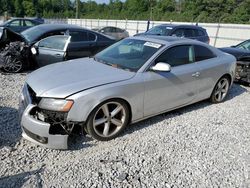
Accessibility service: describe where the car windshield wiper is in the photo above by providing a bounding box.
[94,57,113,66]
[94,57,134,72]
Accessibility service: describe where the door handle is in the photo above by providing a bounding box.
[55,54,62,57]
[192,72,200,77]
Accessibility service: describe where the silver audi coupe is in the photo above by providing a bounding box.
[19,36,236,149]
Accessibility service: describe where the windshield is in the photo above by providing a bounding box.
[21,26,45,42]
[95,38,162,72]
[235,40,250,51]
[147,26,173,36]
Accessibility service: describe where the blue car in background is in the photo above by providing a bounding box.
[135,24,210,44]
[0,18,42,33]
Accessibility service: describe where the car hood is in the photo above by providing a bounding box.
[219,47,250,60]
[0,27,26,45]
[26,58,135,98]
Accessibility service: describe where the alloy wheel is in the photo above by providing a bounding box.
[214,78,229,102]
[93,101,127,138]
[3,56,23,73]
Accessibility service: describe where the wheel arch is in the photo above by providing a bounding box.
[85,97,133,127]
[210,73,232,100]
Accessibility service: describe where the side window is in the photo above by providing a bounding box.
[116,28,123,33]
[39,36,69,50]
[184,29,195,37]
[194,45,216,62]
[9,20,20,26]
[70,31,88,42]
[103,27,111,32]
[24,20,35,26]
[156,45,194,67]
[172,29,184,37]
[110,27,116,32]
[40,30,66,40]
[88,33,96,41]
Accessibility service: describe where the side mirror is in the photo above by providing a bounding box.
[150,62,171,72]
[100,29,105,33]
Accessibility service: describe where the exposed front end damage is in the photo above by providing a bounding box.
[19,84,80,149]
[235,57,250,84]
[0,27,29,72]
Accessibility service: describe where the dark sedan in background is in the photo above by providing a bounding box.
[220,40,250,84]
[0,18,42,33]
[0,24,116,72]
[135,24,210,44]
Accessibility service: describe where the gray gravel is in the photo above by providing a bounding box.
[0,72,250,188]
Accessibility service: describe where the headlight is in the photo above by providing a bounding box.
[38,98,74,112]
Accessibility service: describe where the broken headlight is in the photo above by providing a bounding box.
[38,98,74,112]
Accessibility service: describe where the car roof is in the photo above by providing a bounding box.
[133,35,201,45]
[156,24,205,30]
[29,24,83,32]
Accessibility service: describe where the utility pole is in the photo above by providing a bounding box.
[75,0,79,19]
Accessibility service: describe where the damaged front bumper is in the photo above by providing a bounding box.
[19,85,70,149]
[19,104,69,149]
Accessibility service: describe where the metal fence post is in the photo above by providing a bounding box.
[146,20,150,31]
[136,21,139,33]
[214,23,220,47]
[125,19,128,30]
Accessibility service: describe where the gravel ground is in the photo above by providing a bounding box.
[0,72,250,188]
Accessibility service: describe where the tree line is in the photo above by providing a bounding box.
[0,0,250,24]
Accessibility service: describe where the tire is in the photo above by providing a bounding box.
[3,56,24,73]
[210,76,230,103]
[86,99,130,141]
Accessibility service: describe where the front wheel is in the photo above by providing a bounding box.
[3,56,24,73]
[210,76,230,103]
[86,99,130,141]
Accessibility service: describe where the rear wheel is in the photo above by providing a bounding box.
[86,99,130,141]
[210,76,230,103]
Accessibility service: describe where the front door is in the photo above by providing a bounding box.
[67,30,97,59]
[143,45,201,117]
[33,35,70,67]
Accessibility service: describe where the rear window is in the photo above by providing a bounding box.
[194,45,216,62]
[197,30,205,36]
[147,26,173,36]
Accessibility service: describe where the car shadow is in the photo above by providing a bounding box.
[122,83,248,137]
[0,165,45,188]
[68,134,96,151]
[0,106,22,149]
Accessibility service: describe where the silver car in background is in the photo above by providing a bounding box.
[92,26,129,40]
[19,36,236,149]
